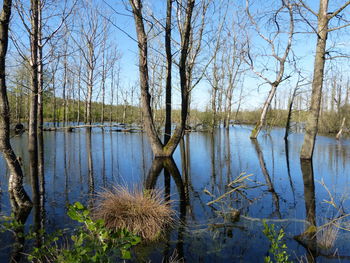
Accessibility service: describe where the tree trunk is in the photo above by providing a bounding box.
[129,0,167,156]
[336,117,346,140]
[164,0,173,145]
[110,65,114,123]
[77,60,81,125]
[284,86,297,140]
[28,1,40,228]
[211,85,217,131]
[225,90,232,129]
[101,44,106,124]
[250,84,278,139]
[129,0,194,157]
[28,0,39,196]
[37,0,43,131]
[63,48,68,126]
[0,0,32,209]
[300,1,329,160]
[86,55,93,125]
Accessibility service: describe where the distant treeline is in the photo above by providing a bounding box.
[7,89,350,136]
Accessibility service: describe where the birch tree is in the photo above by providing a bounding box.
[0,0,32,209]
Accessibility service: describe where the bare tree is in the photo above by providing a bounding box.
[245,0,294,139]
[71,1,105,125]
[0,0,32,209]
[129,0,195,157]
[28,0,39,195]
[299,0,350,159]
[164,0,173,144]
[223,19,245,129]
[206,10,226,131]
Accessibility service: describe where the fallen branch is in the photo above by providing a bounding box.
[206,185,245,206]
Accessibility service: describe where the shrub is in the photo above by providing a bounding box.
[263,221,292,263]
[93,186,175,241]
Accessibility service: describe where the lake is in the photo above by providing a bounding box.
[1,125,350,262]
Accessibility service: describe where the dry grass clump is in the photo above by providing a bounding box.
[93,186,175,241]
[316,223,340,250]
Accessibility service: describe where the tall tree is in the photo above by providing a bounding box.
[0,0,32,209]
[72,1,105,125]
[300,0,350,159]
[164,0,173,145]
[28,0,39,196]
[129,0,195,157]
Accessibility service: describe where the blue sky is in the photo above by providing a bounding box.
[7,0,350,112]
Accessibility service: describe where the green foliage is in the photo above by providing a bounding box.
[262,221,292,263]
[1,202,140,262]
[58,202,140,263]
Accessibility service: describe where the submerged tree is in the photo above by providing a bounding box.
[129,0,195,157]
[0,0,32,209]
[245,0,294,139]
[299,0,350,159]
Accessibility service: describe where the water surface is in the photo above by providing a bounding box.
[1,125,350,262]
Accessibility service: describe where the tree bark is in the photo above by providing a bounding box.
[86,44,94,125]
[29,0,39,146]
[37,0,43,131]
[130,0,194,157]
[300,0,329,159]
[109,64,114,123]
[336,117,346,140]
[77,59,81,124]
[166,0,195,155]
[284,85,298,140]
[100,34,106,124]
[164,0,173,145]
[129,0,163,156]
[250,84,278,139]
[28,0,39,201]
[0,0,32,209]
[63,40,68,126]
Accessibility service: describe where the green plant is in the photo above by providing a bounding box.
[262,221,292,263]
[59,202,141,262]
[1,202,140,262]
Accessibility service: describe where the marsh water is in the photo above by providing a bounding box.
[1,125,350,262]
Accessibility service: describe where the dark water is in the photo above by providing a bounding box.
[1,125,350,262]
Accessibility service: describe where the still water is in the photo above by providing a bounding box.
[1,125,350,262]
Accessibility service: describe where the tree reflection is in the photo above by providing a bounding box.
[251,139,281,218]
[86,128,94,207]
[35,131,46,247]
[8,190,32,263]
[145,157,187,261]
[285,139,296,204]
[295,159,317,262]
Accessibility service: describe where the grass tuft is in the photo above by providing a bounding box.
[93,186,175,242]
[317,223,339,250]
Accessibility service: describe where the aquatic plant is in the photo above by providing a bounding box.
[262,221,292,263]
[94,186,175,241]
[316,223,339,250]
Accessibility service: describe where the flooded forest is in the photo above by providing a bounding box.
[1,0,350,262]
